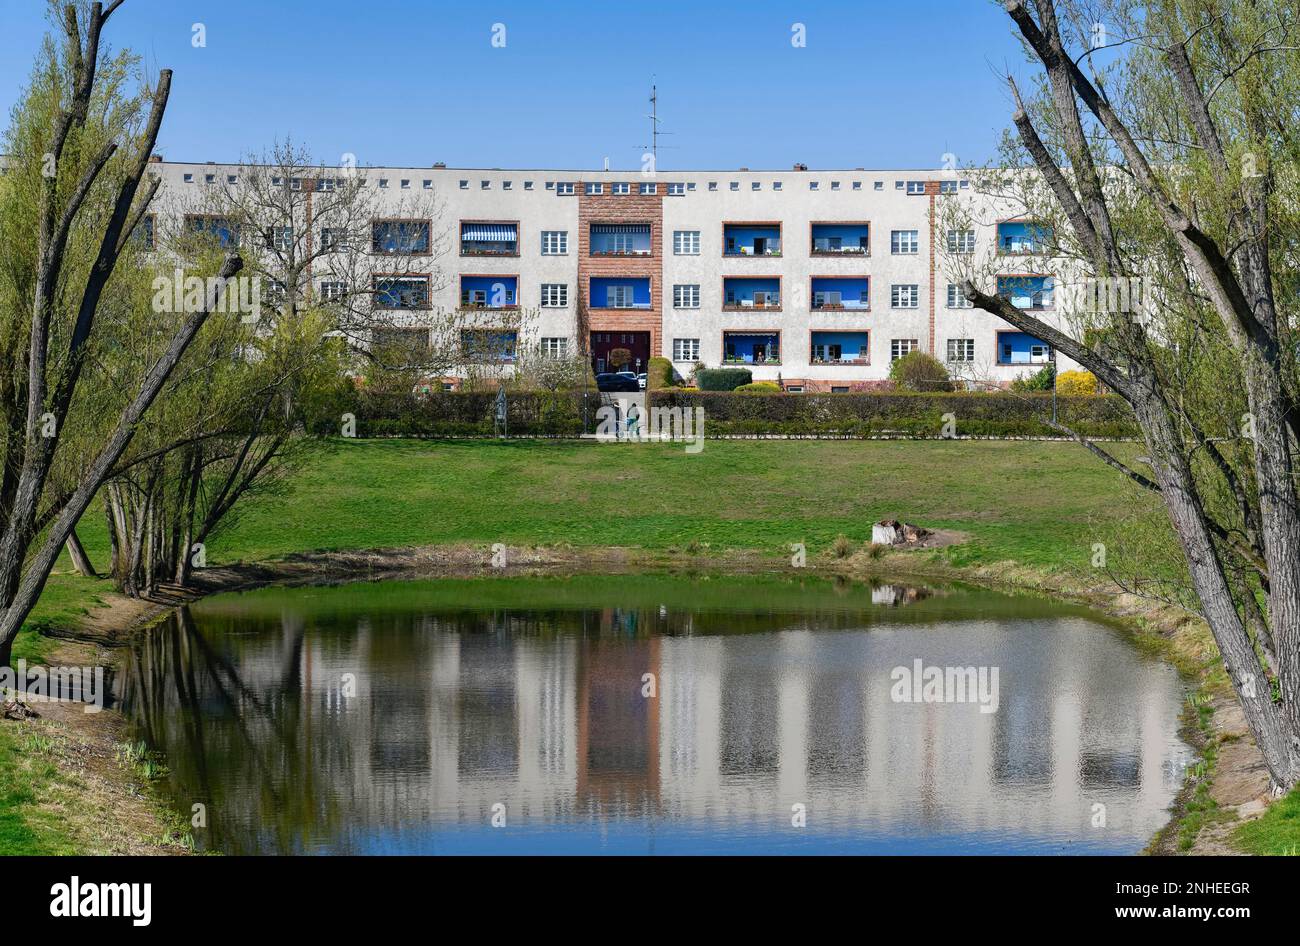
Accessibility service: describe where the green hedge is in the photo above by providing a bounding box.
[695,368,753,391]
[648,390,1138,438]
[311,390,595,438]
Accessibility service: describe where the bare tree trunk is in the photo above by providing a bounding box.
[65,528,96,578]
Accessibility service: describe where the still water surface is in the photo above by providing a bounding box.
[118,575,1193,854]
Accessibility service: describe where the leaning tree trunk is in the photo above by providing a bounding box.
[64,528,97,578]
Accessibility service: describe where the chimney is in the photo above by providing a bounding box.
[149,154,163,163]
[793,163,808,171]
[432,162,446,168]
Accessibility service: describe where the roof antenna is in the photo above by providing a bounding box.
[636,79,675,167]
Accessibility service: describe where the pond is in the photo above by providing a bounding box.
[117,574,1194,855]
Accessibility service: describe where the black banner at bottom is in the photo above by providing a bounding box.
[9,854,1275,932]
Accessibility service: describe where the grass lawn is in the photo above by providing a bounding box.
[67,437,1156,574]
[1236,789,1300,855]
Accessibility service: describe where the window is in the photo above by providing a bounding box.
[606,284,634,308]
[673,338,701,362]
[831,181,841,191]
[556,182,575,195]
[423,179,433,189]
[541,230,568,255]
[319,281,345,302]
[639,182,657,195]
[586,182,604,195]
[939,180,959,194]
[503,181,512,190]
[266,279,287,305]
[874,181,884,191]
[378,178,389,189]
[540,283,569,307]
[947,338,975,362]
[399,179,410,190]
[612,182,630,195]
[673,230,700,255]
[668,182,685,195]
[459,180,469,189]
[891,338,919,361]
[317,178,337,192]
[673,284,700,308]
[773,181,782,191]
[480,180,490,190]
[852,181,862,191]
[809,181,820,190]
[540,337,568,358]
[708,181,718,191]
[947,229,976,254]
[183,173,194,184]
[524,181,534,190]
[320,227,346,251]
[373,220,431,254]
[947,284,973,308]
[891,284,920,308]
[138,215,155,250]
[461,329,517,363]
[374,276,430,309]
[227,174,238,185]
[891,230,919,254]
[905,181,926,195]
[730,182,740,191]
[204,173,216,184]
[752,182,761,191]
[268,226,293,251]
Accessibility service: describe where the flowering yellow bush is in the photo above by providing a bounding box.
[1056,370,1098,396]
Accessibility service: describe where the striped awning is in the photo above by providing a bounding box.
[591,224,650,234]
[461,223,517,241]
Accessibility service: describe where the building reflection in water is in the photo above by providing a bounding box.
[117,580,1193,854]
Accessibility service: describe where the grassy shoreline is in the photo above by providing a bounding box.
[0,438,1284,854]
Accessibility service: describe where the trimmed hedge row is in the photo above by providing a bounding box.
[308,389,1138,439]
[649,390,1139,438]
[312,390,594,438]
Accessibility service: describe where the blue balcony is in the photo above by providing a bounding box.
[724,332,780,365]
[374,276,430,310]
[811,223,870,256]
[997,275,1055,310]
[724,277,781,311]
[724,223,781,257]
[997,331,1052,366]
[460,275,518,309]
[997,220,1054,255]
[461,329,518,364]
[811,331,870,365]
[811,277,870,310]
[590,277,651,309]
[460,221,517,256]
[590,224,651,257]
[187,215,239,248]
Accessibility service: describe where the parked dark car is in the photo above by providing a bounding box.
[596,372,641,392]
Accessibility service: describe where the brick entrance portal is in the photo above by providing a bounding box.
[590,331,651,374]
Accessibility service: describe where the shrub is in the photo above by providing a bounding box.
[646,356,675,390]
[734,381,783,394]
[832,535,854,558]
[1056,369,1097,396]
[696,367,753,391]
[888,351,953,392]
[1011,363,1056,392]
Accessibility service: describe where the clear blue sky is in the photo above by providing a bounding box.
[0,0,1028,170]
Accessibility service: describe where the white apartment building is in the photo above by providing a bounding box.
[144,159,1081,391]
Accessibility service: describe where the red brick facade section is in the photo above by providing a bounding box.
[577,189,664,358]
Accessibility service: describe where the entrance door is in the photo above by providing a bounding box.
[590,332,651,374]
